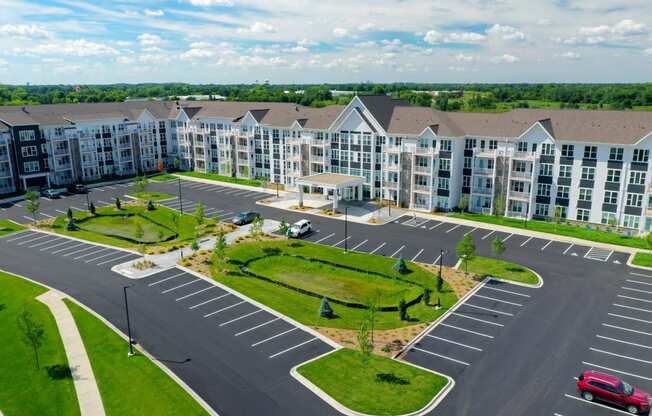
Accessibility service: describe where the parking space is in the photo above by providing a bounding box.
[403,279,538,378]
[556,271,652,415]
[0,230,140,269]
[139,268,334,363]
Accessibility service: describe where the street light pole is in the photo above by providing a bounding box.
[344,207,348,253]
[85,190,90,210]
[439,248,444,278]
[123,285,135,357]
[178,178,184,214]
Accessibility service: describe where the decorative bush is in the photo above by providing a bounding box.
[319,297,334,319]
[393,257,408,274]
[147,200,155,211]
[398,299,409,321]
[89,202,96,215]
[423,288,432,306]
[66,219,76,231]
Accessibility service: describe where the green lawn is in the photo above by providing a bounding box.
[464,256,540,285]
[297,349,448,416]
[177,171,262,187]
[451,213,650,250]
[50,203,215,250]
[77,214,176,244]
[129,191,175,201]
[214,240,457,330]
[148,173,177,182]
[0,271,79,415]
[64,300,208,416]
[632,252,652,268]
[0,218,26,237]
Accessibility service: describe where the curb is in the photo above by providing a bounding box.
[289,349,454,416]
[254,200,403,226]
[172,174,282,196]
[0,268,219,416]
[626,252,652,272]
[23,227,140,255]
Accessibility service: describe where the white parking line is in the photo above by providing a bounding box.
[630,272,652,279]
[189,293,231,309]
[429,222,444,230]
[541,240,553,251]
[602,323,652,337]
[203,300,246,317]
[463,303,514,317]
[39,213,54,218]
[251,327,297,347]
[608,312,652,325]
[315,233,335,244]
[564,393,635,415]
[162,278,202,294]
[464,227,477,236]
[6,232,38,242]
[62,245,97,257]
[502,233,513,242]
[269,338,317,359]
[390,245,405,258]
[474,294,523,307]
[451,312,504,327]
[622,286,652,295]
[96,253,133,266]
[411,347,470,366]
[369,242,386,255]
[627,279,652,287]
[148,272,186,287]
[412,249,424,262]
[445,224,460,233]
[520,237,533,247]
[235,317,280,336]
[432,254,441,265]
[219,310,262,327]
[23,216,34,222]
[74,247,109,260]
[55,209,67,214]
[481,230,495,240]
[17,235,50,245]
[618,294,652,304]
[29,238,63,248]
[589,347,652,365]
[351,239,368,251]
[563,243,574,255]
[613,303,652,314]
[426,334,482,351]
[582,361,652,382]
[483,285,531,298]
[440,323,494,338]
[175,286,216,301]
[85,251,124,263]
[70,206,85,211]
[332,236,351,247]
[596,335,652,350]
[51,242,84,254]
[39,240,73,251]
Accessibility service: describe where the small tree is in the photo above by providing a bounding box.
[458,195,469,212]
[173,158,181,171]
[493,197,505,217]
[278,218,289,235]
[492,237,506,257]
[89,202,96,215]
[16,309,45,369]
[195,201,205,225]
[25,190,40,222]
[423,287,432,306]
[364,289,382,344]
[393,257,408,274]
[212,230,227,270]
[115,197,122,210]
[553,206,563,224]
[66,207,74,221]
[398,299,409,321]
[147,200,155,211]
[191,239,199,251]
[435,271,444,293]
[318,297,334,319]
[456,234,476,273]
[66,218,76,231]
[133,175,148,195]
[357,320,373,367]
[250,215,264,237]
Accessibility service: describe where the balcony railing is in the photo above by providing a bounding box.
[506,210,528,219]
[383,163,400,171]
[414,165,431,174]
[413,184,430,193]
[472,187,493,196]
[511,170,533,179]
[415,147,437,156]
[509,191,531,200]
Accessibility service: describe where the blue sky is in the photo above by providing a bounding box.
[0,0,651,84]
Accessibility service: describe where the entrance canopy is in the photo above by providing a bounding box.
[295,173,365,210]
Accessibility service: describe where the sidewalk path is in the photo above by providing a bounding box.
[36,291,106,416]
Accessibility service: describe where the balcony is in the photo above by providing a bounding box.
[383,163,400,171]
[0,169,11,178]
[511,170,533,179]
[513,151,536,160]
[414,165,431,174]
[506,210,528,219]
[415,147,437,156]
[385,144,401,153]
[509,191,531,201]
[474,167,494,175]
[413,184,430,193]
[472,187,493,196]
[384,180,398,188]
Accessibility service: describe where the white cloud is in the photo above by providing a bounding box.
[116,56,135,65]
[645,48,652,56]
[285,46,309,53]
[142,46,164,53]
[333,28,349,38]
[0,58,7,67]
[115,40,132,47]
[183,0,234,6]
[556,51,581,59]
[144,9,164,17]
[454,53,475,63]
[219,55,288,68]
[138,33,164,46]
[492,54,520,63]
[564,19,647,44]
[487,24,525,41]
[0,24,52,39]
[20,39,119,57]
[423,30,486,44]
[297,38,317,46]
[139,53,171,64]
[358,22,375,32]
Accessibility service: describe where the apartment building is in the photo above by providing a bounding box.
[2,95,652,234]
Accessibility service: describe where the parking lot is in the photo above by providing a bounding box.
[404,279,539,379]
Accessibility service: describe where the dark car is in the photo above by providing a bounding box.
[68,184,88,194]
[577,370,651,414]
[232,211,260,226]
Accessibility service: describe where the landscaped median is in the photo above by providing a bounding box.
[0,270,209,416]
[632,252,652,268]
[175,171,264,188]
[127,191,175,201]
[463,256,541,286]
[295,348,450,416]
[0,218,25,237]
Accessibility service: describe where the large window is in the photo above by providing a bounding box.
[609,147,624,161]
[18,130,36,142]
[535,204,549,217]
[603,191,618,204]
[626,193,643,207]
[21,146,37,157]
[517,142,528,152]
[541,143,555,156]
[539,163,553,176]
[23,161,40,173]
[439,159,451,171]
[633,149,649,162]
[606,169,621,183]
[537,183,551,197]
[578,188,592,201]
[557,186,569,199]
[440,140,451,151]
[623,215,640,229]
[559,165,572,178]
[583,146,597,159]
[561,145,574,157]
[601,212,617,225]
[576,209,590,222]
[629,171,646,185]
[581,167,595,181]
[438,177,449,190]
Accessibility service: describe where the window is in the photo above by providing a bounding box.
[488,140,497,150]
[23,161,39,173]
[462,175,471,187]
[627,193,643,207]
[559,165,572,178]
[464,157,472,169]
[535,203,549,217]
[537,184,551,197]
[623,214,640,229]
[606,169,621,183]
[439,159,451,171]
[576,209,590,222]
[629,171,646,185]
[561,145,574,157]
[578,188,592,201]
[438,177,449,190]
[581,167,595,181]
[465,138,476,149]
[511,181,525,193]
[557,186,569,199]
[555,205,568,219]
[513,160,527,173]
[517,142,528,152]
[633,149,650,162]
[609,147,624,161]
[604,191,618,204]
[601,212,617,225]
[21,146,37,157]
[539,163,553,176]
[440,140,451,152]
[363,153,371,164]
[583,146,597,159]
[541,143,555,156]
[18,130,36,142]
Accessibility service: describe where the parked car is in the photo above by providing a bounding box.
[287,219,312,238]
[232,211,260,226]
[67,184,88,194]
[577,370,651,414]
[41,188,64,199]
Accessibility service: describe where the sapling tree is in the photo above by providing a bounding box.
[456,234,476,273]
[492,237,506,257]
[25,190,40,222]
[115,197,122,210]
[318,297,333,319]
[17,309,45,369]
[357,320,373,367]
[195,201,205,225]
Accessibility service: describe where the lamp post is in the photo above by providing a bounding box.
[85,189,91,210]
[123,286,135,357]
[276,182,279,199]
[439,248,444,278]
[177,178,184,214]
[344,207,348,253]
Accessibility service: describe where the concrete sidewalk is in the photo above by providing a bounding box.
[37,290,106,416]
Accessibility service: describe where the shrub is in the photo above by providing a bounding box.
[89,202,96,215]
[115,197,122,210]
[319,297,334,319]
[66,219,76,231]
[66,207,73,220]
[147,200,155,211]
[393,257,408,274]
[423,288,432,305]
[191,239,199,251]
[398,299,409,321]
